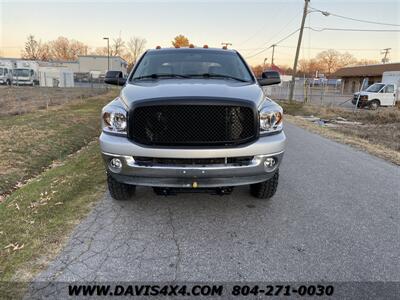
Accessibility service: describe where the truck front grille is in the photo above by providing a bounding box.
[128,101,258,146]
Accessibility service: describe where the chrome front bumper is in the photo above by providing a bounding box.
[100,131,286,188]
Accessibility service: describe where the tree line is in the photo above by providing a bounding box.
[21,34,378,77]
[21,34,193,64]
[21,35,147,68]
[252,49,378,78]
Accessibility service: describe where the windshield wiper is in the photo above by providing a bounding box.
[132,73,190,80]
[187,73,250,82]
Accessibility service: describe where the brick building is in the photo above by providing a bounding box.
[335,63,400,94]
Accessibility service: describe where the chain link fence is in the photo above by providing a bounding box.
[0,86,109,116]
[264,80,354,108]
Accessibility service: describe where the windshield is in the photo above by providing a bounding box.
[13,69,31,77]
[366,83,385,93]
[130,49,253,82]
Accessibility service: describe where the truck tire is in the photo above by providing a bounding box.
[107,174,135,200]
[369,100,380,110]
[250,170,279,199]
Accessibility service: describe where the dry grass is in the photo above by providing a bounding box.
[0,90,118,196]
[0,86,108,116]
[280,100,400,124]
[0,143,106,299]
[0,88,119,297]
[279,101,400,165]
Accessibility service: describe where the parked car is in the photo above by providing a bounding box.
[352,71,400,109]
[104,71,126,85]
[100,47,285,200]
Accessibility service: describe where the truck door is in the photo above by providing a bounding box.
[380,84,395,106]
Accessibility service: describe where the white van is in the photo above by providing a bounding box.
[0,67,12,85]
[353,71,400,109]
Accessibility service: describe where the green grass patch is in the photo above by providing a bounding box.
[0,91,117,195]
[0,142,107,298]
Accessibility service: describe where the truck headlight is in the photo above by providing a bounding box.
[259,106,283,134]
[102,105,127,134]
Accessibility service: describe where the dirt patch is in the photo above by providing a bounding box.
[282,105,400,166]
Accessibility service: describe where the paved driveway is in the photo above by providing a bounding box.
[34,123,399,285]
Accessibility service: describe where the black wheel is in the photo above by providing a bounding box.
[107,173,136,200]
[369,100,380,110]
[250,170,279,199]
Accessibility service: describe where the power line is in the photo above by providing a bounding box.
[236,5,286,46]
[277,45,397,51]
[243,25,399,59]
[309,6,400,27]
[243,11,302,57]
[245,28,300,59]
[306,26,400,32]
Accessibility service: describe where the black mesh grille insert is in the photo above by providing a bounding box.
[134,156,254,166]
[129,103,257,146]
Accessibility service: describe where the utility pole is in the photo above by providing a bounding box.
[103,37,110,72]
[288,0,310,102]
[271,44,276,66]
[263,58,268,70]
[381,48,391,64]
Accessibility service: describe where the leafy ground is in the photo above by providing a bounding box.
[0,143,106,298]
[0,90,117,196]
[279,101,400,165]
[0,90,118,298]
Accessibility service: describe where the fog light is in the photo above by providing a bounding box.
[264,157,276,168]
[109,158,122,171]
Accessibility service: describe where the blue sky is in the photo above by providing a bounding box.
[1,0,399,66]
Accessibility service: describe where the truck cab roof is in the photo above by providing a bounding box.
[147,47,237,54]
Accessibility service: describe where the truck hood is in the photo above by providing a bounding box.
[119,79,268,108]
[354,91,376,96]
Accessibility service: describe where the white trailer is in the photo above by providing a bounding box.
[39,67,74,87]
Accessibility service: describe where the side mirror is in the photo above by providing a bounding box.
[258,70,281,86]
[104,77,127,86]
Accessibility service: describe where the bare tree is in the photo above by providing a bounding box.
[316,50,356,75]
[110,37,125,56]
[298,58,320,77]
[127,37,147,64]
[356,58,379,66]
[91,47,108,56]
[21,35,50,60]
[48,36,88,60]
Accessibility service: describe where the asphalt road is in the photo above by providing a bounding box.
[31,123,399,297]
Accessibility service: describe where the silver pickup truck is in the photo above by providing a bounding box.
[101,47,286,200]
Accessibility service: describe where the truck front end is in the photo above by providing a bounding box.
[100,48,285,200]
